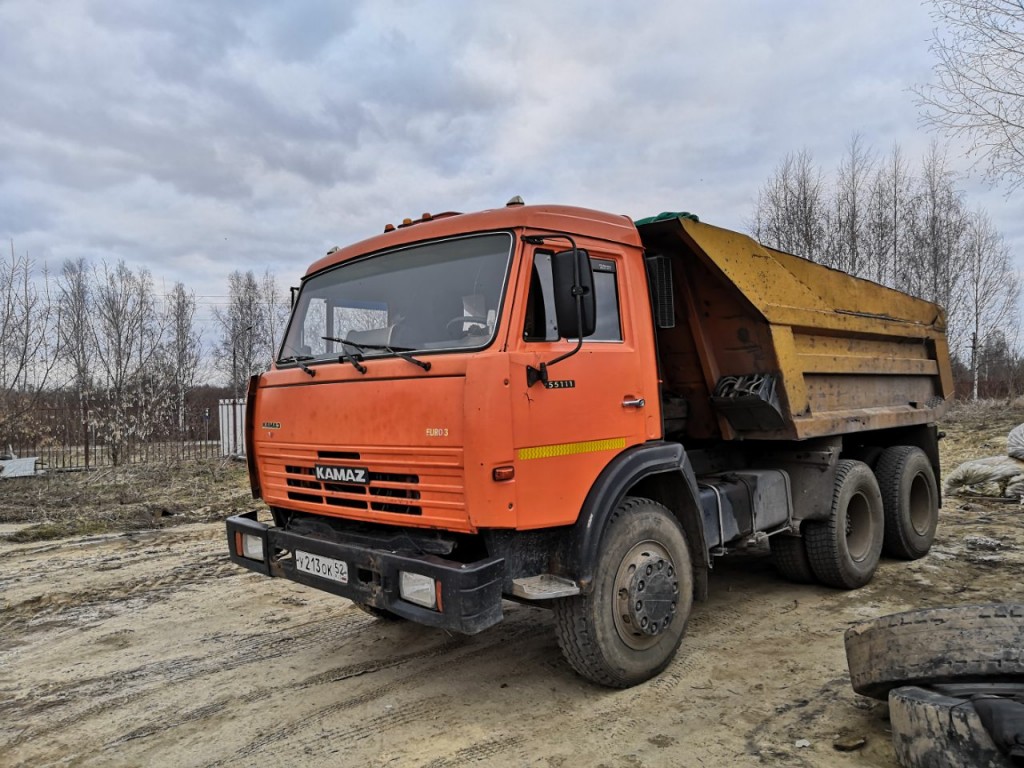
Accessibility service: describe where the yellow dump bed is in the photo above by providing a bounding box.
[637,216,954,442]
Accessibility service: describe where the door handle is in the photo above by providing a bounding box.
[622,397,646,408]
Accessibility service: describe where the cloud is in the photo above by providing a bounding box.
[0,0,1019,327]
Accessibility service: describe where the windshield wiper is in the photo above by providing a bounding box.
[278,355,316,377]
[322,336,432,372]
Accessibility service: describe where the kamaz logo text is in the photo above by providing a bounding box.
[314,465,369,484]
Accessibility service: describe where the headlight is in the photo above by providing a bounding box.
[399,571,437,609]
[238,532,265,561]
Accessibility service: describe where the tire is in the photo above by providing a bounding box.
[804,460,884,589]
[553,497,694,688]
[876,446,939,560]
[845,604,1024,699]
[769,532,816,584]
[354,603,405,621]
[889,685,1016,768]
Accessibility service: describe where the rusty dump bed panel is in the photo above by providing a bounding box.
[638,217,954,442]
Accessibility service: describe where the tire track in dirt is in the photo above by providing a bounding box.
[210,619,541,766]
[104,639,468,748]
[2,609,382,747]
[0,542,238,634]
[419,735,527,767]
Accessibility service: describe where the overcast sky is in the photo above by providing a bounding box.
[1,0,1020,335]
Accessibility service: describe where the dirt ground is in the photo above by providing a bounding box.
[2,403,1023,767]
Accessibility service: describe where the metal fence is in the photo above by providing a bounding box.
[4,403,238,471]
[219,399,246,457]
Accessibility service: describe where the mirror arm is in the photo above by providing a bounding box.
[524,232,586,387]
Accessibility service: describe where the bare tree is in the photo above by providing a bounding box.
[56,258,95,407]
[908,142,970,359]
[864,144,916,287]
[916,0,1024,190]
[0,242,59,438]
[90,261,166,464]
[162,282,202,432]
[261,269,289,360]
[833,134,875,276]
[962,210,1020,397]
[751,149,830,262]
[216,270,279,399]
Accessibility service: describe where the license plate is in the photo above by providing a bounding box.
[294,550,349,584]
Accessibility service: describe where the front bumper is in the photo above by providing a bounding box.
[225,511,504,634]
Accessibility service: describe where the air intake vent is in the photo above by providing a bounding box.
[645,254,675,329]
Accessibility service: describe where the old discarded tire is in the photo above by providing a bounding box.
[769,532,816,584]
[354,603,404,621]
[845,604,1024,699]
[804,460,884,589]
[889,686,1016,768]
[553,497,694,688]
[877,446,939,560]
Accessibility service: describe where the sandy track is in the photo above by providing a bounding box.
[2,495,1021,768]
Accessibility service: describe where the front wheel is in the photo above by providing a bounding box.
[553,497,694,688]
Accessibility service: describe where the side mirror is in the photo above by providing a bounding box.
[551,248,596,339]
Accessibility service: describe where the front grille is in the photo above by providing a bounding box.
[267,446,464,526]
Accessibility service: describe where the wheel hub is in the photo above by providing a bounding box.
[614,545,679,647]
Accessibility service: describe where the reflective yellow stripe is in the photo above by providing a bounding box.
[517,437,626,461]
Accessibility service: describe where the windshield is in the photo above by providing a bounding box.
[279,232,513,365]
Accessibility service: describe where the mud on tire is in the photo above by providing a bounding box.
[553,497,694,688]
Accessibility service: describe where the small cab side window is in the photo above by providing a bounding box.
[523,253,622,342]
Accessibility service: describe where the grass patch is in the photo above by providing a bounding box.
[0,457,255,541]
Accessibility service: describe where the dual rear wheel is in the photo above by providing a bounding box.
[771,446,939,589]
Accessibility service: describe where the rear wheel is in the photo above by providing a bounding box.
[876,446,939,560]
[805,460,884,589]
[553,497,694,688]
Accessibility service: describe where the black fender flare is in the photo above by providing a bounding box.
[566,441,709,596]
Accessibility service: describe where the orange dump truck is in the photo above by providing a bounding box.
[227,200,953,687]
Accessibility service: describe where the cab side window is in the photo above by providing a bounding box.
[523,252,622,342]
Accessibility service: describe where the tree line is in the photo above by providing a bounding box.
[749,136,1021,399]
[0,252,286,463]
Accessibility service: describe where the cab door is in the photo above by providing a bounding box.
[508,244,659,529]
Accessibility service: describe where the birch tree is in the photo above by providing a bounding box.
[163,282,202,432]
[0,243,58,438]
[962,210,1020,397]
[916,0,1024,190]
[751,149,830,263]
[833,134,875,276]
[215,270,280,399]
[90,261,165,464]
